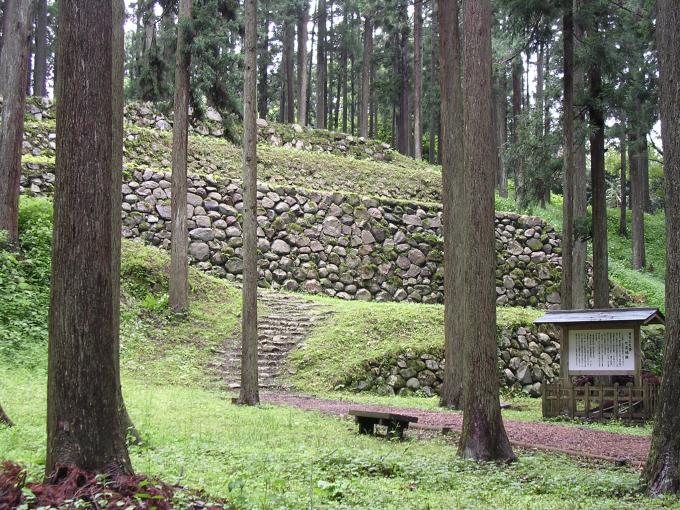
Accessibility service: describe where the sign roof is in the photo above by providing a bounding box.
[533,308,665,326]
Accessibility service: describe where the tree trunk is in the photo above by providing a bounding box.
[359,14,372,138]
[438,0,464,410]
[297,1,309,125]
[0,0,32,246]
[429,0,438,163]
[257,2,269,120]
[341,44,348,132]
[306,4,316,126]
[0,402,12,427]
[619,132,627,236]
[458,0,515,463]
[561,2,574,311]
[112,0,141,446]
[536,41,544,135]
[642,136,651,213]
[511,56,522,193]
[47,0,132,476]
[413,0,423,160]
[631,130,646,270]
[32,0,47,96]
[571,0,587,309]
[397,7,409,155]
[589,61,608,308]
[239,0,260,406]
[315,0,326,129]
[169,0,192,314]
[283,18,295,124]
[495,71,508,197]
[643,0,680,494]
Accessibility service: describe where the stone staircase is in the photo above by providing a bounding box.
[221,289,332,391]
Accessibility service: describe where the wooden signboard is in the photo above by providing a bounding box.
[568,328,635,374]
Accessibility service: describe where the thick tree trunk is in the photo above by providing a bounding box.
[0,0,32,246]
[458,0,515,463]
[47,0,132,476]
[283,18,295,124]
[631,131,646,270]
[297,1,309,125]
[643,0,680,494]
[340,45,348,132]
[33,0,47,96]
[169,0,192,313]
[561,3,574,311]
[571,0,587,309]
[257,2,269,120]
[589,42,609,308]
[315,0,326,129]
[438,0,464,410]
[413,0,422,160]
[619,133,627,236]
[239,0,260,406]
[0,402,12,426]
[359,15,372,138]
[397,8,409,155]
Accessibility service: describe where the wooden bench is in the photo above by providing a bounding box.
[349,409,418,440]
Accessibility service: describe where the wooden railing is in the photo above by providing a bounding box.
[542,381,659,422]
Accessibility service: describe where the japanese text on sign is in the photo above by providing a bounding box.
[568,329,635,372]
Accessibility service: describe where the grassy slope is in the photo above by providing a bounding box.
[2,199,676,509]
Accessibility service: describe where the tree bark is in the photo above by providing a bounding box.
[283,18,295,124]
[169,0,192,314]
[340,44,348,132]
[315,0,326,129]
[438,0,464,410]
[571,0,587,309]
[631,130,646,270]
[588,25,609,308]
[239,0,260,406]
[297,1,309,125]
[47,0,132,476]
[619,132,627,236]
[0,0,32,246]
[32,0,47,96]
[359,14,372,138]
[495,71,508,197]
[511,56,523,193]
[643,0,680,494]
[413,0,423,160]
[428,0,438,163]
[561,2,574,311]
[257,2,269,120]
[397,6,409,155]
[458,0,515,463]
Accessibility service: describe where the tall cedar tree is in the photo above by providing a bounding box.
[413,0,423,160]
[32,0,47,96]
[619,133,627,236]
[315,0,327,129]
[239,0,260,406]
[358,13,372,138]
[170,0,192,313]
[561,1,574,311]
[396,5,409,155]
[283,17,295,123]
[458,0,515,462]
[631,128,646,269]
[588,14,608,308]
[571,0,587,309]
[438,0,464,409]
[47,0,132,475]
[0,0,33,245]
[643,0,680,495]
[297,1,309,125]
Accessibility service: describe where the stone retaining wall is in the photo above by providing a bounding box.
[343,325,561,397]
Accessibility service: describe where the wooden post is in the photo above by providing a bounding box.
[560,326,570,384]
[634,325,642,386]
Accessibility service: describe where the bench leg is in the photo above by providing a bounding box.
[386,423,406,440]
[357,419,375,435]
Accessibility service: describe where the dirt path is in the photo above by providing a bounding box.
[220,289,332,391]
[263,393,651,467]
